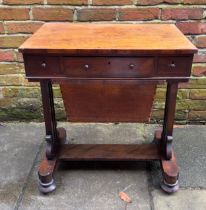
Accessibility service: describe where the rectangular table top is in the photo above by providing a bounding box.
[19,23,197,55]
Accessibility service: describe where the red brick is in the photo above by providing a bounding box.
[176,22,206,35]
[195,36,206,48]
[0,63,24,75]
[93,0,133,5]
[118,8,160,21]
[6,22,43,34]
[183,0,206,4]
[192,65,206,76]
[0,75,24,86]
[165,0,182,2]
[3,0,43,4]
[0,50,15,61]
[78,9,116,21]
[0,35,29,48]
[32,8,73,21]
[161,8,203,20]
[193,53,206,63]
[136,0,181,5]
[190,89,206,100]
[188,111,206,121]
[47,0,87,4]
[0,8,30,20]
[0,23,4,33]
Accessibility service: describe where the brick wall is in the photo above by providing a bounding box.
[0,0,206,123]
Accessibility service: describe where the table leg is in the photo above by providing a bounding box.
[158,82,180,193]
[38,80,66,193]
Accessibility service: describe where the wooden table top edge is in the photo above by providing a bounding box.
[19,48,197,55]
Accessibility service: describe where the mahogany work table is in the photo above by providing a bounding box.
[19,23,197,194]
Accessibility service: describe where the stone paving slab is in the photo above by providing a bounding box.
[0,123,44,210]
[19,162,151,210]
[152,189,206,210]
[150,125,206,189]
[18,123,152,210]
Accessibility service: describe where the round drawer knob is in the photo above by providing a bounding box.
[41,62,46,68]
[169,63,176,68]
[129,64,135,69]
[84,64,89,70]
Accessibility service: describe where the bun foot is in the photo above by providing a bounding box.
[161,180,179,194]
[160,150,180,194]
[39,178,56,194]
[38,154,58,194]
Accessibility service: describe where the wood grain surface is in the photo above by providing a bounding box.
[59,144,159,161]
[61,82,157,122]
[19,23,197,55]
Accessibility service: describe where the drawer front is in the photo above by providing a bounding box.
[24,56,60,77]
[62,57,155,78]
[157,56,192,77]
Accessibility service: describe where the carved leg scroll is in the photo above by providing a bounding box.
[154,129,180,193]
[38,127,66,193]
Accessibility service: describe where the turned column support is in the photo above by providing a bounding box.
[40,80,58,160]
[161,81,178,160]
